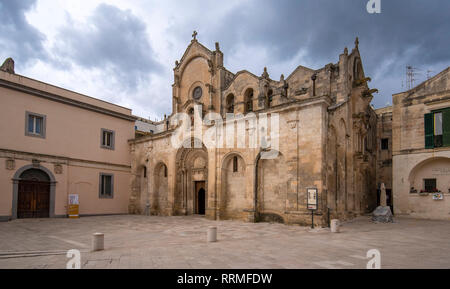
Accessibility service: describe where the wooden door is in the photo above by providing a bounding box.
[18,180,50,218]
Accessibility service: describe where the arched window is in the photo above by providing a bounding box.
[164,164,168,178]
[244,89,254,113]
[268,89,273,107]
[233,156,238,172]
[188,107,194,125]
[353,58,363,81]
[226,94,235,113]
[143,166,147,178]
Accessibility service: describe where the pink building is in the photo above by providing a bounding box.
[0,60,135,220]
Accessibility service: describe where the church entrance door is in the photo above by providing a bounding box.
[195,181,206,215]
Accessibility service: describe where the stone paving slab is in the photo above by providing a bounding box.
[0,215,449,269]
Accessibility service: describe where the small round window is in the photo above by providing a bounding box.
[193,86,202,100]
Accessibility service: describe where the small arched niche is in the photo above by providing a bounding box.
[408,157,450,193]
[153,162,169,214]
[226,94,235,113]
[220,153,247,219]
[244,88,254,113]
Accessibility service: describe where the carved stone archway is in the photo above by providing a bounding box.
[174,138,208,215]
[12,164,57,219]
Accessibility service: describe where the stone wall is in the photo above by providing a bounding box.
[375,106,393,204]
[392,67,450,219]
[129,37,379,227]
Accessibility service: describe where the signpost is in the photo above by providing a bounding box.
[307,188,318,229]
[68,194,79,219]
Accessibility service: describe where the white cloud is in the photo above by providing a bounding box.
[19,0,247,119]
[3,0,450,117]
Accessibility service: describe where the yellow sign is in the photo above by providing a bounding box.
[68,204,79,219]
[68,194,79,219]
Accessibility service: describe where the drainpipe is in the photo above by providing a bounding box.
[253,153,261,222]
[145,167,150,216]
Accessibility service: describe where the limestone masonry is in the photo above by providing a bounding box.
[1,36,449,223]
[128,37,379,226]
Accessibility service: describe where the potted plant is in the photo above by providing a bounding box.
[419,189,429,196]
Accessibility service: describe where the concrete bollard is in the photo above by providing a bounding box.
[207,226,217,243]
[331,219,340,233]
[92,233,104,251]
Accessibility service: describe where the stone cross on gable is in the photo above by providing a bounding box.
[192,30,198,40]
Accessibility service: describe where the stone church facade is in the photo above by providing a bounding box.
[128,36,379,226]
[3,36,449,223]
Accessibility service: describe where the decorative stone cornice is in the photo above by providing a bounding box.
[0,79,136,122]
[0,148,131,170]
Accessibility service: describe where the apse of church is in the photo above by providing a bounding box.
[129,35,378,226]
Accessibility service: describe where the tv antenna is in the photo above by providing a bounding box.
[406,65,419,90]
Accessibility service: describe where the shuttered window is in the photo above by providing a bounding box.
[424,113,434,148]
[425,108,450,148]
[443,109,450,146]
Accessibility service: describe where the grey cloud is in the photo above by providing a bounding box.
[1,0,449,116]
[53,3,162,91]
[0,0,47,68]
[177,0,450,108]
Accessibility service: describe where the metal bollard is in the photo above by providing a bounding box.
[207,227,217,243]
[92,233,104,251]
[330,219,340,233]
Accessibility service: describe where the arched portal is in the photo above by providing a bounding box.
[12,165,56,219]
[174,138,208,215]
[255,150,287,223]
[220,153,247,219]
[132,165,148,215]
[196,186,206,215]
[152,162,168,215]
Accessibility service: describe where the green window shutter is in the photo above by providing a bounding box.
[443,109,450,147]
[424,113,434,149]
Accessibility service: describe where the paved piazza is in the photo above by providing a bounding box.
[0,215,449,269]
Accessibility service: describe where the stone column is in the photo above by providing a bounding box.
[380,183,387,207]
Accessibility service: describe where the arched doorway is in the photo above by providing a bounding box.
[17,168,51,218]
[174,138,208,216]
[196,186,206,215]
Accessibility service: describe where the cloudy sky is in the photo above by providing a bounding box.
[1,0,449,119]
